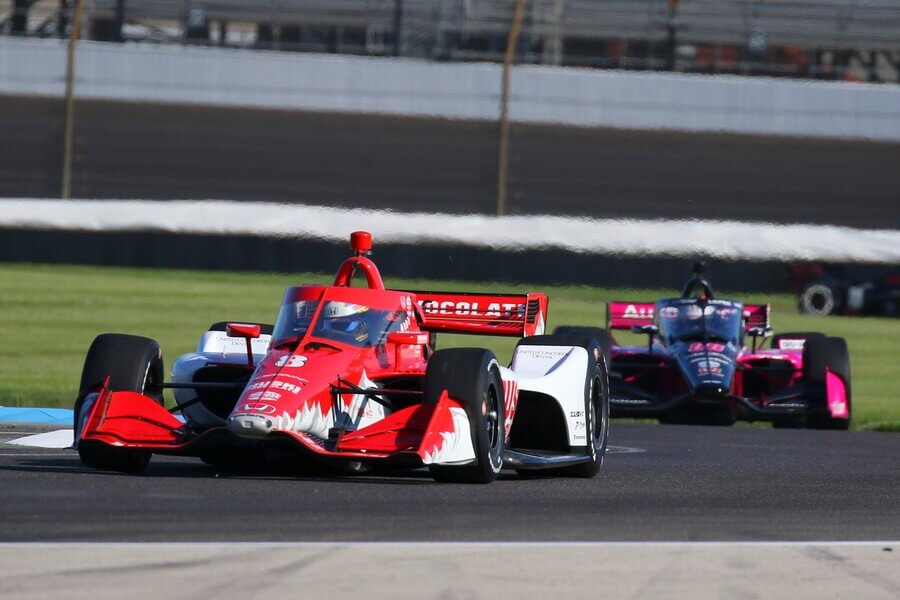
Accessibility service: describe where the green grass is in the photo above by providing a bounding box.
[1,263,897,430]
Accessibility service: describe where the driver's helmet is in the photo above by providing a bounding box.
[323,302,370,342]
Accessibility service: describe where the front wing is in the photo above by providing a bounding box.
[76,381,477,468]
[608,353,850,422]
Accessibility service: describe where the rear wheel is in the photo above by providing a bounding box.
[74,334,164,473]
[803,336,851,430]
[425,349,505,483]
[553,326,613,366]
[770,331,825,351]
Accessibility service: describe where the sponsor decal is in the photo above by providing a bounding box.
[275,355,308,368]
[659,306,678,319]
[269,380,303,394]
[238,403,277,414]
[248,378,304,395]
[521,348,567,358]
[418,299,524,319]
[778,339,806,350]
[623,304,655,319]
[696,360,723,375]
[689,342,725,352]
[570,410,584,418]
[684,305,704,320]
[251,373,309,384]
[247,391,281,401]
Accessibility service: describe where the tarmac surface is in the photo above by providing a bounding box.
[1,422,897,543]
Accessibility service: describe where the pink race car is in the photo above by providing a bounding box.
[555,263,851,429]
[73,232,609,481]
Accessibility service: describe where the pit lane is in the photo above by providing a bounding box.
[0,423,896,542]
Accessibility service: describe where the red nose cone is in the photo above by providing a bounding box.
[350,231,373,254]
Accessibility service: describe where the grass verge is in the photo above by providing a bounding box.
[1,263,897,430]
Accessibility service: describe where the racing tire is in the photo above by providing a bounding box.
[73,333,164,473]
[208,321,274,335]
[802,336,851,430]
[770,331,825,351]
[516,333,610,477]
[424,348,505,484]
[798,278,843,316]
[552,326,614,366]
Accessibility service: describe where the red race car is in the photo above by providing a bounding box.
[73,231,609,482]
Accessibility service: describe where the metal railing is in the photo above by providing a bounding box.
[2,1,898,81]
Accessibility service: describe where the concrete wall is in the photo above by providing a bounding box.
[2,36,899,141]
[2,96,897,228]
[3,199,898,264]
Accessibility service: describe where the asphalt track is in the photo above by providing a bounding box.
[1,423,897,543]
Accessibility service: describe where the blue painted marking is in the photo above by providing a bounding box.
[0,407,74,425]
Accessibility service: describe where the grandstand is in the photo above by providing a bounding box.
[2,0,898,82]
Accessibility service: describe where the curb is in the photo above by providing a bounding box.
[0,407,73,426]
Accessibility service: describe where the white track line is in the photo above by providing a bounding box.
[6,430,73,448]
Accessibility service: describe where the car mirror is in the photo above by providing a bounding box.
[747,326,773,353]
[630,324,659,336]
[226,322,260,366]
[631,324,658,352]
[747,327,772,338]
[226,323,261,339]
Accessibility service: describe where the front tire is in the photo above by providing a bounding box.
[73,333,164,473]
[425,348,505,483]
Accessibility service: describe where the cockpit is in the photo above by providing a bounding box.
[272,296,410,348]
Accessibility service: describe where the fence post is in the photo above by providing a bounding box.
[495,0,526,217]
[61,0,84,200]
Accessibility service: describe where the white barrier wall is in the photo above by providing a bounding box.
[2,199,899,263]
[2,37,899,141]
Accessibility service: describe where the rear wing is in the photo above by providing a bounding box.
[607,301,770,333]
[409,291,548,337]
[606,302,656,330]
[743,303,771,332]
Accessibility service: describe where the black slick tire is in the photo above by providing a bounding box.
[73,333,164,473]
[552,326,614,366]
[424,348,505,484]
[770,331,826,350]
[803,336,851,430]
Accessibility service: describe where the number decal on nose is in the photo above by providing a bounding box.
[275,355,308,368]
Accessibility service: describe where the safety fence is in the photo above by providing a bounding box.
[2,0,898,82]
